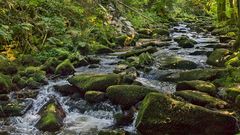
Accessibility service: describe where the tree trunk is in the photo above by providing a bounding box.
[217,0,227,21]
[229,0,235,21]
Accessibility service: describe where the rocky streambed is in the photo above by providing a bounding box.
[1,21,239,135]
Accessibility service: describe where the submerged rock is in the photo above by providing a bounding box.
[174,90,228,109]
[176,80,217,95]
[136,93,238,135]
[207,49,231,67]
[174,36,197,48]
[36,98,66,132]
[106,85,158,109]
[68,74,127,92]
[0,100,32,117]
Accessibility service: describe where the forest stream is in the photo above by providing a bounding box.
[0,22,223,135]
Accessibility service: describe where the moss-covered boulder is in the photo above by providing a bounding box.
[118,46,157,59]
[153,28,170,36]
[225,87,240,101]
[90,43,114,54]
[176,80,217,96]
[36,98,66,132]
[106,85,158,108]
[18,67,47,89]
[0,60,18,75]
[174,36,197,48]
[207,49,231,67]
[164,60,197,69]
[163,69,226,82]
[0,73,13,94]
[55,59,75,76]
[136,93,238,135]
[84,91,106,103]
[174,90,228,109]
[42,57,61,74]
[0,100,33,117]
[68,74,126,92]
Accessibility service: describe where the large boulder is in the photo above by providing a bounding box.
[176,80,217,96]
[163,69,226,82]
[174,36,197,48]
[207,49,231,67]
[106,85,158,109]
[159,56,197,70]
[68,74,127,92]
[118,46,157,59]
[55,59,75,76]
[36,98,66,132]
[174,90,228,109]
[0,100,33,117]
[136,93,238,135]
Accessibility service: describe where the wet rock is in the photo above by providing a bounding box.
[136,93,238,135]
[55,59,75,76]
[0,94,9,101]
[207,49,231,67]
[36,98,66,132]
[84,91,106,103]
[106,85,158,109]
[0,100,33,117]
[113,64,128,74]
[163,69,226,82]
[219,36,233,43]
[54,84,81,96]
[0,73,13,94]
[152,28,170,36]
[163,60,197,70]
[174,36,197,48]
[13,90,39,99]
[85,56,101,65]
[114,107,135,126]
[189,51,211,56]
[136,39,171,48]
[88,64,100,68]
[68,74,127,92]
[118,46,157,59]
[174,90,228,109]
[137,28,152,35]
[159,56,197,70]
[98,130,126,135]
[176,80,217,96]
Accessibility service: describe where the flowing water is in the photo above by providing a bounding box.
[0,22,220,135]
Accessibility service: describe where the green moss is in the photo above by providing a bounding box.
[89,42,114,54]
[174,36,197,48]
[107,85,158,108]
[68,74,123,92]
[42,57,61,74]
[85,91,105,103]
[226,87,240,101]
[55,59,75,76]
[174,90,228,109]
[207,49,231,67]
[136,92,238,135]
[176,80,217,96]
[0,73,12,94]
